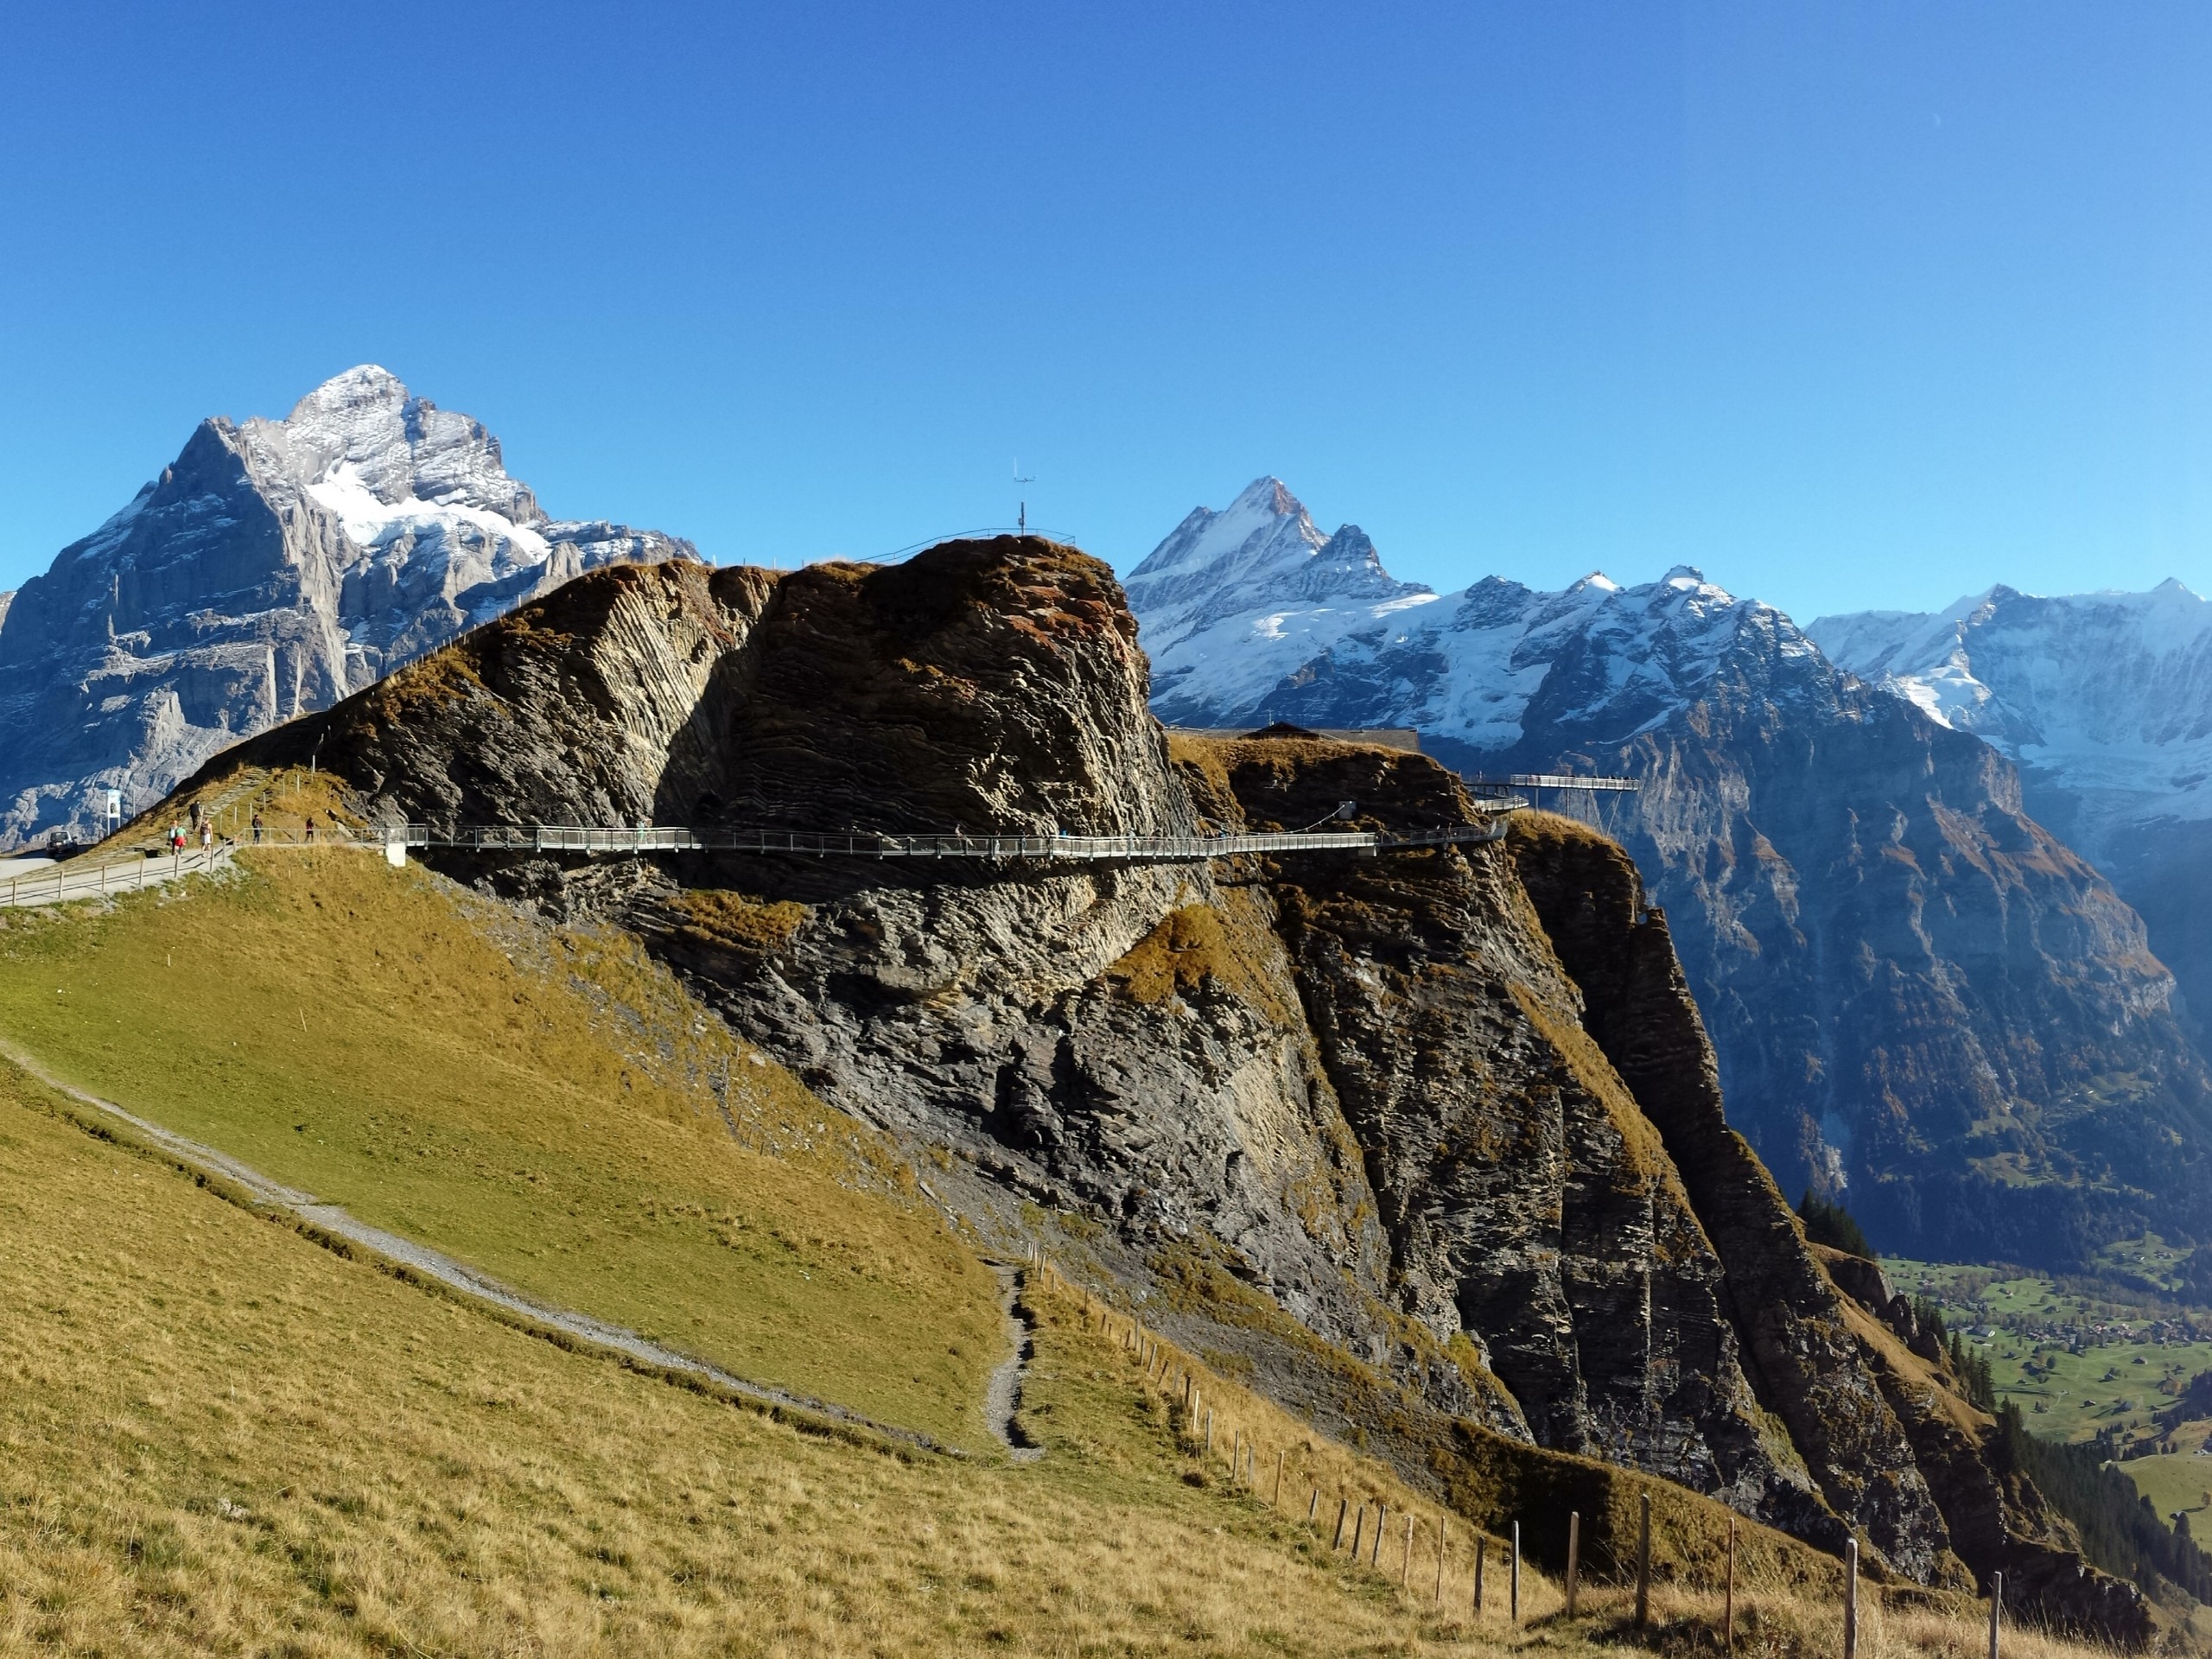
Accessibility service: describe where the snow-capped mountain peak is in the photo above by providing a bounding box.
[1127,477,1437,725]
[1248,562,1807,752]
[235,365,545,546]
[0,368,694,844]
[1811,581,2212,844]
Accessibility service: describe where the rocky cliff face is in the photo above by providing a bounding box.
[1814,583,2212,1042]
[201,537,2139,1629]
[1511,817,2151,1642]
[0,365,690,846]
[1428,596,2212,1270]
[1125,484,2212,1270]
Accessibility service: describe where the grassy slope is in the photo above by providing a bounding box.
[0,847,1004,1447]
[0,1066,1522,1656]
[3,1066,2122,1659]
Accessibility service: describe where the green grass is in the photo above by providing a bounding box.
[1889,1258,2212,1445]
[2113,1449,2212,1525]
[0,846,1006,1447]
[2091,1236,2199,1296]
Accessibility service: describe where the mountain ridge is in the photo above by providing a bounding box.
[1126,481,2212,1270]
[0,365,692,847]
[165,537,2152,1635]
[1812,581,2212,1035]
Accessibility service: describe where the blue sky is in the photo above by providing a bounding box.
[4,3,2210,625]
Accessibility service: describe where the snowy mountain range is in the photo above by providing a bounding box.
[1812,582,2212,1030]
[1126,477,1440,726]
[1126,479,2212,1265]
[0,366,691,843]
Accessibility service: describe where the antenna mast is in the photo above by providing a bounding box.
[1013,460,1035,532]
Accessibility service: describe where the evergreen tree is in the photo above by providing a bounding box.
[1995,1403,2212,1601]
[1797,1190,1875,1258]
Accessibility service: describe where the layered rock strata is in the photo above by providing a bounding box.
[203,539,2135,1628]
[1126,482,2212,1270]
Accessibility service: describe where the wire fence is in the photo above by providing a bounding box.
[0,845,230,910]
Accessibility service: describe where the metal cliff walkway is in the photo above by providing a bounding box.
[379,818,1522,862]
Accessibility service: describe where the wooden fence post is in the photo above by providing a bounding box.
[1402,1513,1413,1586]
[1510,1522,1521,1624]
[1475,1535,1486,1614]
[1725,1516,1736,1652]
[1373,1503,1386,1567]
[1435,1518,1446,1604]
[1334,1497,1350,1551]
[1351,1503,1365,1560]
[1205,1409,1213,1456]
[1274,1448,1286,1504]
[1989,1570,2002,1659]
[1308,1486,1320,1523]
[1636,1490,1651,1629]
[1566,1510,1580,1618]
[1844,1538,1859,1659]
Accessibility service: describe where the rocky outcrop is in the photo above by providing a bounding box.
[1513,812,2149,1635]
[201,537,2144,1621]
[1127,483,2212,1272]
[0,365,690,846]
[1508,813,1956,1583]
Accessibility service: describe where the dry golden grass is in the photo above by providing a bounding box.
[0,1065,1542,1656]
[1027,1274,2139,1659]
[0,826,1004,1446]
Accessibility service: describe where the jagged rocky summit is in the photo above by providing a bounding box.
[0,365,692,846]
[1123,480,2212,1269]
[196,537,2145,1638]
[1813,583,2212,1038]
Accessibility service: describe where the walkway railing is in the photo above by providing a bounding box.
[1467,772,1641,793]
[0,802,1525,910]
[0,845,230,910]
[378,817,1522,862]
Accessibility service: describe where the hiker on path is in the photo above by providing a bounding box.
[200,822,213,855]
[251,811,263,844]
[304,818,315,844]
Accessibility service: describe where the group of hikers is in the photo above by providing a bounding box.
[163,800,346,855]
